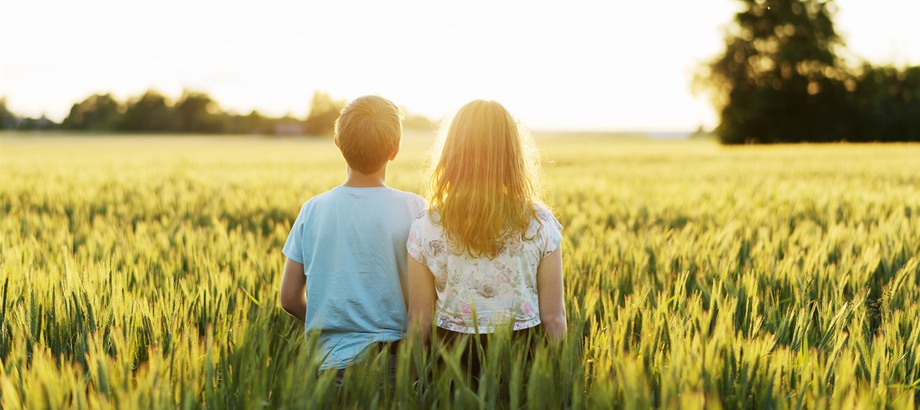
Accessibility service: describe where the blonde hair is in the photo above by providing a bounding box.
[428,100,541,259]
[334,95,402,173]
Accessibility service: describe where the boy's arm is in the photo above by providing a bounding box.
[280,258,307,322]
[407,256,436,342]
[537,247,567,342]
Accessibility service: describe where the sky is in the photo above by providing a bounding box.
[1,0,918,132]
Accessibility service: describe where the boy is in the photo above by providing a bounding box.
[279,95,425,371]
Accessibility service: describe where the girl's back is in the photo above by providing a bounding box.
[408,204,562,333]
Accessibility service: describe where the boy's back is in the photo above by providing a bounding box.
[283,186,425,369]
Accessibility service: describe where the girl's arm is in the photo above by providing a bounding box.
[537,247,566,342]
[280,258,307,322]
[407,256,437,342]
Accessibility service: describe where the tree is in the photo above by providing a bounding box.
[0,98,18,130]
[16,115,58,131]
[849,65,920,141]
[303,91,346,136]
[698,0,850,144]
[62,93,123,131]
[119,90,178,132]
[223,110,269,135]
[175,90,223,133]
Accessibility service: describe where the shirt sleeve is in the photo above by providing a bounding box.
[539,208,563,259]
[282,203,307,264]
[409,195,428,218]
[407,216,427,264]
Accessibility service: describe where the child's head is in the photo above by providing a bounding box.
[334,95,402,174]
[428,99,541,258]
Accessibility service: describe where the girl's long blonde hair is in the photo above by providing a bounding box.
[428,100,541,259]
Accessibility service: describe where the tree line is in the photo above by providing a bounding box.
[0,90,436,136]
[698,0,920,144]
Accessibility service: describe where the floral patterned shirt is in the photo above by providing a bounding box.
[407,205,563,334]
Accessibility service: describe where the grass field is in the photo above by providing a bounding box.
[1,134,919,408]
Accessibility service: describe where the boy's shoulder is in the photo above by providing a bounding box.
[352,187,426,212]
[385,188,427,211]
[295,188,340,212]
[380,186,423,198]
[298,187,426,213]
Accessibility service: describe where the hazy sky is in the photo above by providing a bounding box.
[1,0,918,132]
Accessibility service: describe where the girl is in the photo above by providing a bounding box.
[407,100,566,370]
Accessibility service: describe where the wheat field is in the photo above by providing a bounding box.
[1,134,918,409]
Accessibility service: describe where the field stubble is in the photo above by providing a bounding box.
[1,134,919,408]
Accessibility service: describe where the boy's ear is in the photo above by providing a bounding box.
[333,136,340,148]
[389,145,400,161]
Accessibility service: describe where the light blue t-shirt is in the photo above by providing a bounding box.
[283,186,426,370]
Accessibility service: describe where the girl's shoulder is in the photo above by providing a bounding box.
[410,208,444,236]
[532,202,563,231]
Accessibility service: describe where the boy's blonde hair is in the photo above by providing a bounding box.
[428,100,542,259]
[334,95,402,174]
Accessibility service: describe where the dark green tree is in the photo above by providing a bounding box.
[16,115,58,131]
[0,98,18,130]
[303,91,345,136]
[698,0,850,144]
[61,93,123,131]
[241,110,268,134]
[223,110,268,135]
[175,91,223,133]
[849,65,920,141]
[118,90,178,132]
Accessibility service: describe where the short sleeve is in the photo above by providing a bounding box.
[538,208,563,259]
[408,195,428,218]
[282,204,307,264]
[407,215,427,264]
